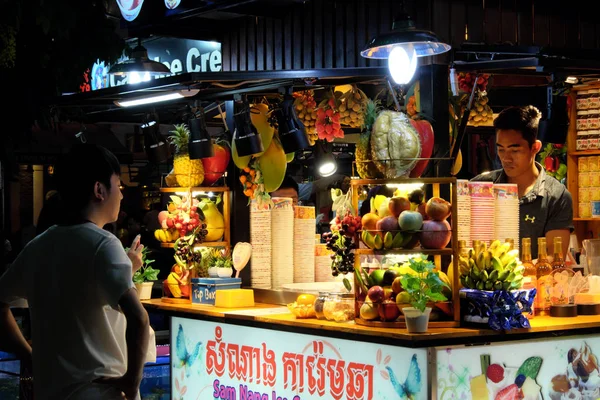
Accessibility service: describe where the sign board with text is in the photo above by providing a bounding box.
[171,317,427,400]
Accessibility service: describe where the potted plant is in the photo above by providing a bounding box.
[132,247,160,300]
[399,257,450,333]
[205,248,234,278]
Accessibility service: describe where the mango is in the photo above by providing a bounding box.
[258,136,287,193]
[201,199,225,242]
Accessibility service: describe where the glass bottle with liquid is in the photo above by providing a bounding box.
[521,238,536,318]
[505,238,515,251]
[536,237,553,316]
[551,237,566,271]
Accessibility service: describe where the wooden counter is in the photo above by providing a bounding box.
[142,299,600,347]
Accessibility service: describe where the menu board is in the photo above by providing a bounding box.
[250,200,272,289]
[294,206,316,283]
[271,198,294,289]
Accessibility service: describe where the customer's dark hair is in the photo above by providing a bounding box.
[493,105,541,147]
[54,144,121,218]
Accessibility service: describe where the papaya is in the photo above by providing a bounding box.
[250,103,275,157]
[200,199,225,242]
[258,136,287,193]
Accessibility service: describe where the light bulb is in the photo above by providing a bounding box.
[388,46,418,85]
[128,71,151,84]
[319,161,336,177]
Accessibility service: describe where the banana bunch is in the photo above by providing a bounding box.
[361,230,413,250]
[154,229,180,243]
[458,240,525,291]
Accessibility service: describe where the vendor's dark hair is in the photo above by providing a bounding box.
[279,175,299,194]
[54,144,121,217]
[493,105,541,147]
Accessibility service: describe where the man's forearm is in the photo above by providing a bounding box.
[0,303,32,360]
[125,310,149,384]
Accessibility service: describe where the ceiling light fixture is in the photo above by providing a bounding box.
[114,89,199,108]
[188,107,214,160]
[316,142,337,177]
[108,38,171,80]
[141,115,171,164]
[360,2,451,84]
[233,98,264,157]
[274,93,310,154]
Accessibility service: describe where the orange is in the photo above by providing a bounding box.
[296,293,316,306]
[361,213,380,231]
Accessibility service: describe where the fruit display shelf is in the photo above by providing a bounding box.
[355,248,453,256]
[160,241,229,249]
[159,186,230,193]
[350,177,460,329]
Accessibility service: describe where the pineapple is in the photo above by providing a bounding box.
[355,99,382,179]
[168,124,205,187]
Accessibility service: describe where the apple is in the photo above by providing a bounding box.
[369,269,386,287]
[391,277,404,294]
[396,291,412,311]
[417,203,429,220]
[383,286,395,301]
[367,286,385,303]
[202,143,231,186]
[359,300,380,320]
[388,197,411,218]
[376,216,400,234]
[383,268,400,286]
[158,211,169,224]
[167,218,174,228]
[378,299,401,322]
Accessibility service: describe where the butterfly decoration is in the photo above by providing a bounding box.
[175,324,203,377]
[386,353,421,399]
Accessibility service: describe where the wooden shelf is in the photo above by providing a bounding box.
[573,218,600,222]
[160,241,229,248]
[159,186,230,193]
[568,150,600,157]
[355,248,453,256]
[351,177,457,186]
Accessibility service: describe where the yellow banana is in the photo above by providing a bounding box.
[159,230,167,243]
[483,250,492,271]
[154,230,161,241]
[489,240,501,253]
[165,230,172,242]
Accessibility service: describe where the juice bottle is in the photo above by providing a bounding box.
[521,238,536,318]
[551,237,566,271]
[536,237,553,316]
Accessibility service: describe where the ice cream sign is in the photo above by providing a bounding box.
[82,38,221,92]
[436,335,600,399]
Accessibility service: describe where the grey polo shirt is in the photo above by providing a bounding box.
[470,162,574,257]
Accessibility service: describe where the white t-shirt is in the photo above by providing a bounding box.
[0,222,134,400]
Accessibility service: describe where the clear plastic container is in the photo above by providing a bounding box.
[589,130,600,150]
[323,292,355,322]
[313,291,328,320]
[577,110,590,131]
[577,131,590,151]
[590,89,600,110]
[590,110,600,130]
[577,90,591,110]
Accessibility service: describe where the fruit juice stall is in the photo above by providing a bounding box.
[52,53,600,399]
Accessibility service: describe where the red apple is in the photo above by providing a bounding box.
[158,211,169,224]
[368,286,385,303]
[388,197,411,218]
[378,299,401,321]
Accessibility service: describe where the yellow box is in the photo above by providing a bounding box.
[580,202,592,218]
[580,172,591,187]
[580,187,591,202]
[215,289,255,308]
[592,187,600,201]
[590,156,599,172]
[591,172,600,187]
[580,157,590,172]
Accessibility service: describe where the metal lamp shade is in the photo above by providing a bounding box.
[275,96,310,153]
[188,116,214,160]
[108,44,171,76]
[142,121,171,164]
[233,109,264,157]
[361,14,451,59]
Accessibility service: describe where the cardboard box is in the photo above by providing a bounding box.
[579,157,589,172]
[590,156,599,172]
[191,278,242,305]
[580,202,592,218]
[580,172,591,187]
[580,187,591,202]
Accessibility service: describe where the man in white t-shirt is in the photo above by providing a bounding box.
[0,144,149,400]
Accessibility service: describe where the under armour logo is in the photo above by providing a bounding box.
[525,215,535,223]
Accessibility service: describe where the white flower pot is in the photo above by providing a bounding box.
[135,282,154,300]
[217,268,233,278]
[402,307,432,333]
[208,267,219,277]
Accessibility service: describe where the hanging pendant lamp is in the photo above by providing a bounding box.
[233,99,264,157]
[360,11,451,59]
[274,94,310,153]
[108,38,171,79]
[188,107,215,160]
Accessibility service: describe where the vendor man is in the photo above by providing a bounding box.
[471,105,573,258]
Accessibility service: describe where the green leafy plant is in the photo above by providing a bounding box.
[206,248,233,269]
[131,247,159,284]
[400,258,450,313]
